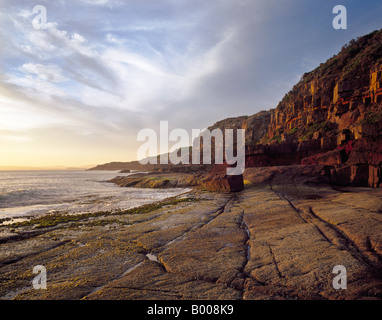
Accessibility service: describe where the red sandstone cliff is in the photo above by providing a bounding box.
[205,29,382,190]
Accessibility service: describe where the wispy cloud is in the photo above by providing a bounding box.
[1,0,382,166]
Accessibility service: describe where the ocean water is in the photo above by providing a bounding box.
[0,170,190,219]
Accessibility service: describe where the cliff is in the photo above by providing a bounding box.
[241,29,382,188]
[199,29,382,190]
[207,110,273,146]
[266,29,382,142]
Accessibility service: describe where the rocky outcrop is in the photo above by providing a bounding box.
[109,173,200,189]
[88,161,159,172]
[245,136,338,167]
[200,30,382,189]
[266,30,382,141]
[206,110,272,146]
[201,163,244,192]
[329,134,382,188]
[239,30,382,188]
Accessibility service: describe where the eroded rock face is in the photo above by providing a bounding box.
[243,123,382,188]
[206,111,273,146]
[241,30,382,188]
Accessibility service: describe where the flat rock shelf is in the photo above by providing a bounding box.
[0,179,381,300]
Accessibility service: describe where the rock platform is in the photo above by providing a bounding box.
[1,176,381,300]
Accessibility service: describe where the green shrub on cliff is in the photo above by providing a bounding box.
[301,121,332,141]
[361,110,382,124]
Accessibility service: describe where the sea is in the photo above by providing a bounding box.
[0,170,190,220]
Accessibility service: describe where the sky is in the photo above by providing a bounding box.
[1,0,382,169]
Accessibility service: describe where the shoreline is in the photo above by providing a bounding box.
[0,169,193,222]
[0,175,381,300]
[0,187,193,227]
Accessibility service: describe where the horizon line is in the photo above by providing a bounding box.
[0,165,93,171]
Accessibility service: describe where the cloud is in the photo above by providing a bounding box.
[18,63,68,83]
[76,0,123,7]
[1,0,382,166]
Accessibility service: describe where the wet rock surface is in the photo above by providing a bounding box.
[1,178,381,300]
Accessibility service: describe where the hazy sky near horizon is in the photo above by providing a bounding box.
[1,0,382,168]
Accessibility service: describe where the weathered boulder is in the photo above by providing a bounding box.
[202,163,244,192]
